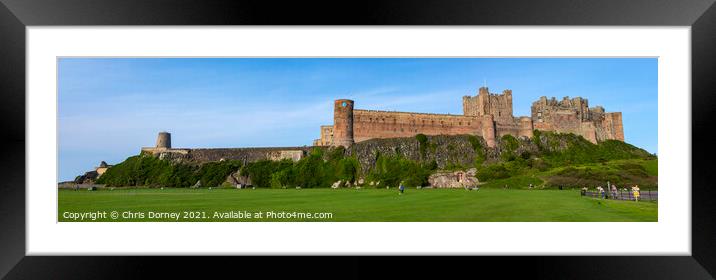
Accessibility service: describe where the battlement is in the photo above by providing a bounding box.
[531,95,624,142]
[317,85,625,147]
[462,87,513,119]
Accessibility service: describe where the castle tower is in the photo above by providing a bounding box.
[518,116,534,138]
[503,89,513,117]
[481,115,496,148]
[332,99,354,147]
[477,87,489,116]
[156,131,171,149]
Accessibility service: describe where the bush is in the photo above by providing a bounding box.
[367,154,431,188]
[476,164,511,181]
[467,135,486,165]
[545,165,657,189]
[195,160,242,188]
[500,135,520,161]
[238,149,361,189]
[416,134,429,158]
[241,159,293,188]
[96,155,242,188]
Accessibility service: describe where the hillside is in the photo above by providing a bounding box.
[95,130,657,189]
[350,131,654,172]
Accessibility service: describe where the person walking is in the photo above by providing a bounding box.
[399,181,405,195]
[632,185,641,202]
[611,184,618,200]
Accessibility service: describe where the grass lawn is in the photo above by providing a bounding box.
[58,188,657,222]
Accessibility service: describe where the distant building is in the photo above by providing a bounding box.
[74,160,113,184]
[95,161,111,176]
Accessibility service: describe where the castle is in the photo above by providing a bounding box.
[313,87,624,147]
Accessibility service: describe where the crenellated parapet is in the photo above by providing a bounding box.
[531,96,624,143]
[316,85,625,148]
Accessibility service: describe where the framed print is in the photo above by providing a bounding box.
[1,0,715,279]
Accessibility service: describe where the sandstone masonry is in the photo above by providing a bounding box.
[141,132,310,163]
[314,86,624,147]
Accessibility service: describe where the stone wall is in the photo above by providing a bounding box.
[530,96,623,143]
[428,169,479,188]
[317,87,624,147]
[143,147,312,164]
[268,150,306,162]
[188,147,312,163]
[462,87,513,119]
[353,109,486,143]
[599,112,625,141]
[313,125,334,146]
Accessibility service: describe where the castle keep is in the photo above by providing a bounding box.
[313,87,624,147]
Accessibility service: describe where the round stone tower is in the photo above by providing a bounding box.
[518,116,534,139]
[480,115,496,148]
[332,99,354,147]
[155,131,171,149]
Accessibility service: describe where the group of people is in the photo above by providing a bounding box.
[582,183,642,201]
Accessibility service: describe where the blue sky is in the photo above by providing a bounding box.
[58,58,657,181]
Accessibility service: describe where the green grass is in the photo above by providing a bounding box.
[478,175,544,189]
[641,159,658,176]
[58,188,657,222]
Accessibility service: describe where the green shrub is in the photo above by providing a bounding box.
[500,135,520,161]
[416,133,429,158]
[545,165,657,189]
[96,155,242,188]
[367,154,431,188]
[476,164,511,181]
[467,135,486,165]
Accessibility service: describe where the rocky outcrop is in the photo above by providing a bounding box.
[428,168,479,188]
[225,169,251,187]
[348,135,497,174]
[74,170,99,184]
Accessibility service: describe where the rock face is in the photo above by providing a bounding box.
[74,170,99,184]
[150,147,313,164]
[428,168,479,188]
[226,170,251,187]
[349,134,495,174]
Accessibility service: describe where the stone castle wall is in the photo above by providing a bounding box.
[313,125,334,146]
[531,96,624,142]
[352,109,486,142]
[316,86,624,147]
[462,87,513,120]
[143,147,311,163]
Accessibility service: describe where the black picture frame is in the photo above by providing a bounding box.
[1,0,714,279]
